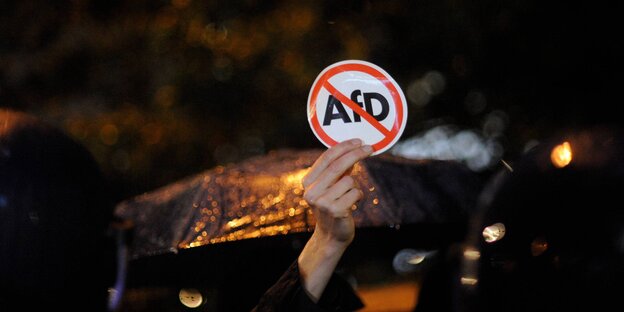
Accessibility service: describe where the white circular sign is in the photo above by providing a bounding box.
[307,60,408,155]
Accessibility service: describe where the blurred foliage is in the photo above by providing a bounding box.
[1,0,620,201]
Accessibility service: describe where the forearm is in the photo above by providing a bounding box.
[297,231,349,302]
[296,139,371,304]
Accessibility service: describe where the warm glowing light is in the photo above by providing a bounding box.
[407,255,426,265]
[250,175,275,188]
[463,248,481,260]
[482,222,506,243]
[531,237,549,256]
[172,151,363,250]
[392,249,433,273]
[226,215,252,229]
[461,277,478,285]
[179,288,203,308]
[283,169,308,185]
[551,141,573,168]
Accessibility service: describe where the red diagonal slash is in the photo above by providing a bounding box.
[322,81,392,137]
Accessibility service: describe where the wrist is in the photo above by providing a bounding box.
[298,231,350,303]
[309,231,352,256]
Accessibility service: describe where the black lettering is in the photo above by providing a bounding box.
[350,90,364,122]
[364,92,389,121]
[323,95,352,126]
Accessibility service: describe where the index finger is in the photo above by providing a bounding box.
[302,139,370,188]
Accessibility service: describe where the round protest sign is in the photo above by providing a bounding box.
[307,60,407,155]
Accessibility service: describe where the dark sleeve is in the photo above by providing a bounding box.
[252,260,364,312]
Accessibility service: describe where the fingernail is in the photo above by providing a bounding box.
[350,138,362,145]
[362,145,373,153]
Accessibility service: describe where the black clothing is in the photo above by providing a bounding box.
[253,260,364,312]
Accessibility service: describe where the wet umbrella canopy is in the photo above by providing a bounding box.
[116,149,481,260]
[114,149,483,311]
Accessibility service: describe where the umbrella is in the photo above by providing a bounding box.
[114,149,482,311]
[115,149,482,260]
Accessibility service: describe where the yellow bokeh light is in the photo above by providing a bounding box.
[551,141,573,168]
[179,288,203,308]
[461,277,478,286]
[283,168,308,186]
[482,222,506,243]
[463,248,481,261]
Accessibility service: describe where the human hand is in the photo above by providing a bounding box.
[302,138,373,248]
[298,139,373,301]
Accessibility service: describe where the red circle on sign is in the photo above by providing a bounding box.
[307,60,407,154]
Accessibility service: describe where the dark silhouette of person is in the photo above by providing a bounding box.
[448,125,624,312]
[401,126,624,312]
[0,109,118,311]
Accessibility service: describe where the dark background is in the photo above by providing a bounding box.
[1,0,620,203]
[2,1,621,311]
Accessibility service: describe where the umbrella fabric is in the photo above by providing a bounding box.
[115,149,481,259]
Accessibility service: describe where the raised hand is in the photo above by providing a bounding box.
[298,139,373,302]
